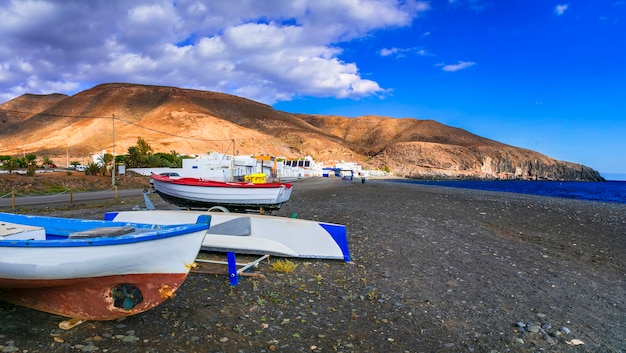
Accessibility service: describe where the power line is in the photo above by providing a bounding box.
[0,108,109,120]
[0,108,232,143]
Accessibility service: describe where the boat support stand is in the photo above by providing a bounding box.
[194,254,270,286]
[134,188,157,210]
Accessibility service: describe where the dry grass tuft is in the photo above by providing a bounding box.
[268,259,298,273]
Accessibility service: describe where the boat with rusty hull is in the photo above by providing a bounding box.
[0,212,209,321]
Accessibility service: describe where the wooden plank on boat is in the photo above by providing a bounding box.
[0,222,46,240]
[68,226,136,238]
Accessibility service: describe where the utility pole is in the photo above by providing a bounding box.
[230,139,235,182]
[112,114,115,187]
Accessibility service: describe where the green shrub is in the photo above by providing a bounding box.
[84,162,102,176]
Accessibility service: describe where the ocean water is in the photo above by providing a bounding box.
[390,179,626,204]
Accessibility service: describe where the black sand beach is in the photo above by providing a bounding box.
[1,177,624,352]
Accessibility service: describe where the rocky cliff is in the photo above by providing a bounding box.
[0,83,604,181]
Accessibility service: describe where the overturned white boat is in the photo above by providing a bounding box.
[104,210,350,262]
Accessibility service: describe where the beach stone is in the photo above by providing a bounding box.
[0,345,19,353]
[526,324,541,333]
[122,334,140,342]
[560,327,571,335]
[80,345,99,352]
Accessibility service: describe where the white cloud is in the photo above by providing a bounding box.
[380,48,402,57]
[555,4,569,16]
[379,47,430,58]
[0,0,430,104]
[440,61,476,72]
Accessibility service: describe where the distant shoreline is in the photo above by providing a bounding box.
[290,176,626,204]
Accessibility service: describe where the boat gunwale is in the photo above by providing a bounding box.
[0,214,209,248]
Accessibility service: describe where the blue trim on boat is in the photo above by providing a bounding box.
[194,214,211,225]
[0,212,208,248]
[320,223,350,262]
[103,212,118,221]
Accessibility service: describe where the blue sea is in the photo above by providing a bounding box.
[389,179,626,204]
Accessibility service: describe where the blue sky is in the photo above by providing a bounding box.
[1,1,624,179]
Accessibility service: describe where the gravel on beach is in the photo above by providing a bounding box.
[0,177,624,353]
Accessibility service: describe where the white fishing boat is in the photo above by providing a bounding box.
[104,210,350,261]
[150,173,293,212]
[0,212,209,320]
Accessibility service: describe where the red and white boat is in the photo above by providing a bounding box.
[0,212,209,321]
[150,173,293,212]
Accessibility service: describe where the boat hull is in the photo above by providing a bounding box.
[0,273,187,320]
[105,210,351,261]
[0,213,208,320]
[151,174,293,211]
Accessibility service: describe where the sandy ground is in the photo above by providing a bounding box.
[0,177,624,352]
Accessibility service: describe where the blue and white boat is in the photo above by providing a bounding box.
[0,212,209,321]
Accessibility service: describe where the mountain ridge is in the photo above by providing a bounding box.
[0,83,603,181]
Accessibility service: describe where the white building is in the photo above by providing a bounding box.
[130,153,379,181]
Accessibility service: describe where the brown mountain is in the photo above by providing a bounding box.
[0,93,68,124]
[0,83,603,181]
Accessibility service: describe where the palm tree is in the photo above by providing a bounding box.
[126,146,142,168]
[170,150,183,168]
[41,156,56,169]
[25,153,37,176]
[96,153,114,176]
[1,158,19,174]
